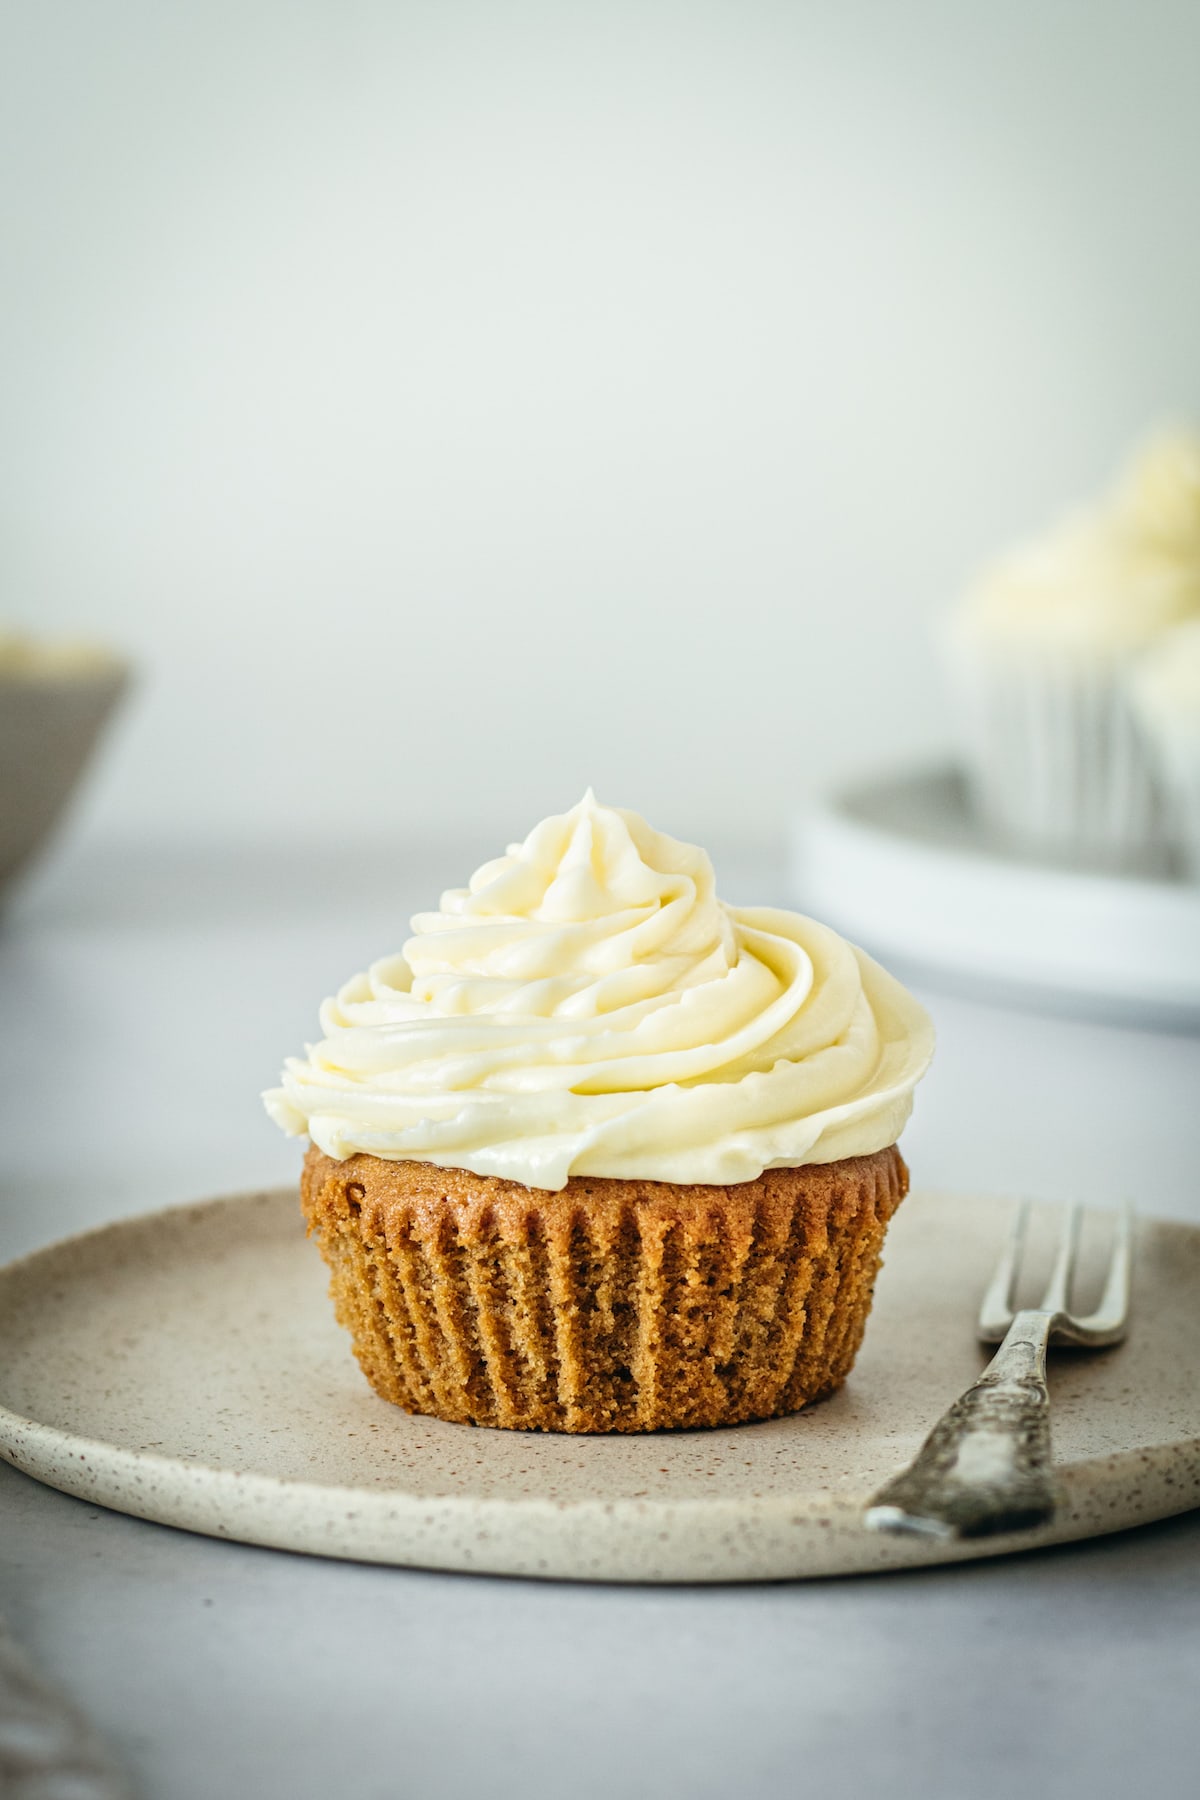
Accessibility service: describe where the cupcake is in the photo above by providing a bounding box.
[945,428,1200,870]
[1128,620,1200,880]
[265,794,934,1433]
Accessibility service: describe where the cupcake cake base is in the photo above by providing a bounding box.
[300,1144,908,1433]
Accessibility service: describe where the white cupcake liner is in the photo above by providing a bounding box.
[1167,767,1200,880]
[1126,624,1200,884]
[1133,730,1200,882]
[946,638,1168,870]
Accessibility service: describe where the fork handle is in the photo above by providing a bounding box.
[865,1310,1059,1539]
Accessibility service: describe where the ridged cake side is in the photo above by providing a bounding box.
[300,1145,908,1433]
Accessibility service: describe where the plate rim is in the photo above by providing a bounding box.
[792,762,1200,1024]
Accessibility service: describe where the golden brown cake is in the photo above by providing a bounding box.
[266,794,934,1434]
[301,1143,908,1432]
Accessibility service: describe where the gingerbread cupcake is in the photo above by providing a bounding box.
[265,794,934,1432]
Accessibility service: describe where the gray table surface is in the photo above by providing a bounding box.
[2,837,1199,1800]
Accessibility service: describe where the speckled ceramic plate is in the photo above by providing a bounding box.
[0,1189,1197,1582]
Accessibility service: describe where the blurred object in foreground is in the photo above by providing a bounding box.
[0,629,130,901]
[0,1612,133,1800]
[791,765,1200,1028]
[943,426,1200,875]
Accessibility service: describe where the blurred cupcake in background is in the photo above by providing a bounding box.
[0,626,129,899]
[944,427,1200,871]
[1113,427,1200,566]
[1128,619,1200,881]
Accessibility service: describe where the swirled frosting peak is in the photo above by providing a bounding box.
[264,794,934,1190]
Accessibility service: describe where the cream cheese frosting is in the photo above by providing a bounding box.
[951,429,1200,659]
[264,794,934,1190]
[951,512,1200,657]
[1115,428,1200,565]
[0,628,122,678]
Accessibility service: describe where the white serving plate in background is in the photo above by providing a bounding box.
[791,765,1200,1028]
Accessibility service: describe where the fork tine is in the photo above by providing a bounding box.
[1039,1201,1082,1316]
[978,1199,1030,1336]
[1079,1201,1134,1332]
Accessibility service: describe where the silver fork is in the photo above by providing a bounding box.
[864,1201,1133,1540]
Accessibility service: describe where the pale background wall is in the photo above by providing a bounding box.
[4,0,1199,850]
